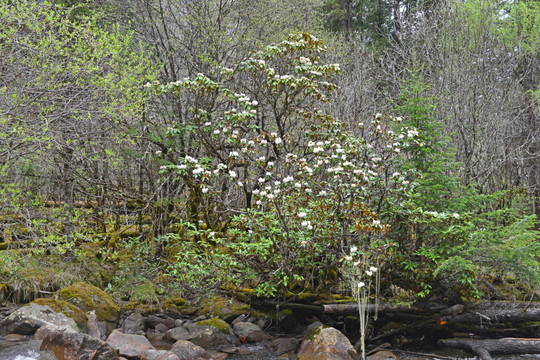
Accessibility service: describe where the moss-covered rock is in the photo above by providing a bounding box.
[55,282,119,336]
[31,298,87,329]
[120,301,158,315]
[131,280,158,304]
[297,325,357,360]
[164,296,186,307]
[200,296,249,321]
[196,318,233,335]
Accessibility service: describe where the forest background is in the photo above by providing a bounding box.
[0,0,539,306]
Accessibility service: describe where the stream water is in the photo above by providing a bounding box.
[0,339,55,360]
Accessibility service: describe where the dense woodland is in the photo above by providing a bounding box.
[0,0,539,306]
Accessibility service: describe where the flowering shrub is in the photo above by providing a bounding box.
[149,33,439,297]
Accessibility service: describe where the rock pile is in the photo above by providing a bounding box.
[0,282,362,360]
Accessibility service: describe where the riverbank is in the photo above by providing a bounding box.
[1,282,540,360]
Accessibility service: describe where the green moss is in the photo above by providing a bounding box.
[56,282,119,323]
[119,300,157,314]
[131,280,158,304]
[329,294,355,303]
[200,296,249,319]
[294,292,329,303]
[197,318,232,334]
[180,306,199,316]
[304,325,322,342]
[31,298,87,329]
[164,296,186,307]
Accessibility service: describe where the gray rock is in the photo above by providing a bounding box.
[297,325,357,360]
[87,310,102,339]
[367,350,400,360]
[232,322,272,343]
[123,312,146,334]
[106,329,155,359]
[164,326,190,342]
[170,340,210,360]
[165,322,237,349]
[155,323,169,333]
[266,337,301,355]
[0,303,80,336]
[40,327,119,360]
[142,349,180,360]
[146,315,175,330]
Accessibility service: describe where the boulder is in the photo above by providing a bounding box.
[367,350,400,360]
[154,323,169,333]
[106,329,155,359]
[141,349,180,360]
[123,312,146,334]
[145,314,175,330]
[40,327,119,360]
[0,303,80,336]
[163,326,189,343]
[87,310,102,339]
[232,322,272,343]
[296,325,358,360]
[266,337,301,355]
[56,282,120,337]
[170,340,210,360]
[164,319,237,349]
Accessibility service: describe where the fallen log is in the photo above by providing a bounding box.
[440,337,540,360]
[322,302,447,315]
[441,308,540,325]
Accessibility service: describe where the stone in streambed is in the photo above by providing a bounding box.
[367,350,400,360]
[170,340,210,360]
[232,322,272,343]
[164,319,237,349]
[146,314,175,330]
[56,282,120,337]
[122,312,146,334]
[141,349,180,360]
[0,303,81,336]
[296,325,357,360]
[266,337,301,355]
[106,329,155,359]
[40,328,119,360]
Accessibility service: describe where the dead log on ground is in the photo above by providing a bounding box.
[322,302,447,315]
[441,308,540,325]
[440,337,540,360]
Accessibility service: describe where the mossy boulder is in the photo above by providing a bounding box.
[31,298,87,329]
[120,301,159,315]
[196,318,233,335]
[131,280,159,304]
[55,282,120,336]
[164,296,186,307]
[297,325,358,360]
[200,296,249,321]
